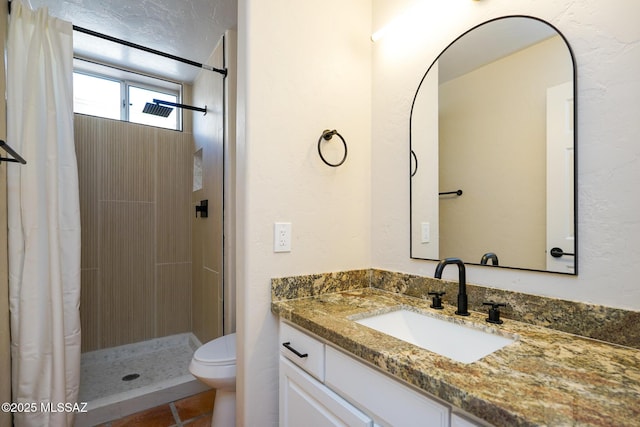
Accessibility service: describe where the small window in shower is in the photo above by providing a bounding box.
[72,59,182,131]
[73,72,122,120]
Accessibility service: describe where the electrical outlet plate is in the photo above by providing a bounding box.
[274,222,291,252]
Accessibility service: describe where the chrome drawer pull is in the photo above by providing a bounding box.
[282,342,308,358]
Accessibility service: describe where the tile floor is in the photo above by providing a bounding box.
[96,389,215,427]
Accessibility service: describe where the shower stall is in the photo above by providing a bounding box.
[71,31,232,426]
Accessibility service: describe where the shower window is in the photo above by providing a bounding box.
[73,73,122,120]
[72,59,182,131]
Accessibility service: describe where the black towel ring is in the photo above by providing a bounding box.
[318,129,347,167]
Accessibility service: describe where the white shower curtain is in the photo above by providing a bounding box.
[7,1,81,426]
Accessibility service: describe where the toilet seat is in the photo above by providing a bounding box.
[193,333,236,366]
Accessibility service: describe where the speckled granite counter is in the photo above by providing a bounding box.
[272,288,640,426]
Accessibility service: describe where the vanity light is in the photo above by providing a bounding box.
[371,2,428,42]
[371,16,406,42]
[371,1,474,42]
[370,26,389,42]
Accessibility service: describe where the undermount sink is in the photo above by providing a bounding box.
[353,307,517,364]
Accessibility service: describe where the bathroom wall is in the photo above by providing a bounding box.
[236,1,639,425]
[237,1,372,425]
[0,3,11,425]
[191,37,225,344]
[75,114,193,352]
[372,0,640,310]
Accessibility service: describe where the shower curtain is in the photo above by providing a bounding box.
[7,1,81,426]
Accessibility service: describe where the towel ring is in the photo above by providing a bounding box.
[318,129,347,167]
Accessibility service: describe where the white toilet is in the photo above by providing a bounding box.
[189,333,237,427]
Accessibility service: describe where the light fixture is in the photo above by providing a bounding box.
[371,1,480,42]
[370,26,391,42]
[371,3,428,42]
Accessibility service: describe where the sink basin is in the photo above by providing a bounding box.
[353,307,516,364]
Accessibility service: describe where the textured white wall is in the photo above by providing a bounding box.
[237,1,372,425]
[372,0,640,309]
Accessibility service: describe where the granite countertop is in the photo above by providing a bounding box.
[272,288,640,427]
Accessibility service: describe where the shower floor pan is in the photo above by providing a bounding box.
[75,333,209,427]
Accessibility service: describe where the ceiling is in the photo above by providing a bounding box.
[25,0,238,83]
[438,17,558,83]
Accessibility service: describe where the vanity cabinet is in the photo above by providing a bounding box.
[279,321,372,426]
[279,321,482,427]
[280,357,373,426]
[325,346,449,426]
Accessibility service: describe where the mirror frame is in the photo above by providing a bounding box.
[409,15,578,275]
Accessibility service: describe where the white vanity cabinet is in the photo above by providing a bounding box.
[279,320,475,427]
[280,358,373,426]
[279,322,373,426]
[325,346,449,426]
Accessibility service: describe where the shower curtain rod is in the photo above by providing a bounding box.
[7,1,228,77]
[72,26,228,77]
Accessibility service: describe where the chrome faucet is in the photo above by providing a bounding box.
[434,257,469,316]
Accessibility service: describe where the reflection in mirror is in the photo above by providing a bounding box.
[410,16,576,274]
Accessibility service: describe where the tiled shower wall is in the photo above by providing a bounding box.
[191,40,225,344]
[75,114,193,352]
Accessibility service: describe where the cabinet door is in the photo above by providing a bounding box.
[280,357,373,427]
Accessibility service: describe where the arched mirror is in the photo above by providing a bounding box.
[410,16,577,274]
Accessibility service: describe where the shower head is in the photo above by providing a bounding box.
[143,102,174,117]
[142,99,207,117]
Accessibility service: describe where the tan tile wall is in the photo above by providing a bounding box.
[191,39,225,343]
[75,114,193,352]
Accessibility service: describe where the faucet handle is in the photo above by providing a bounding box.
[482,301,506,324]
[428,291,446,310]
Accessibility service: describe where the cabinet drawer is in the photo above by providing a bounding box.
[280,321,325,381]
[325,346,449,427]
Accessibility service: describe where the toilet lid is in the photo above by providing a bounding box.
[194,333,236,366]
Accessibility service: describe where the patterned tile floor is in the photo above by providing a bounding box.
[97,389,215,427]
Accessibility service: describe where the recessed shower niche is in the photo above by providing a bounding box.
[194,148,204,192]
